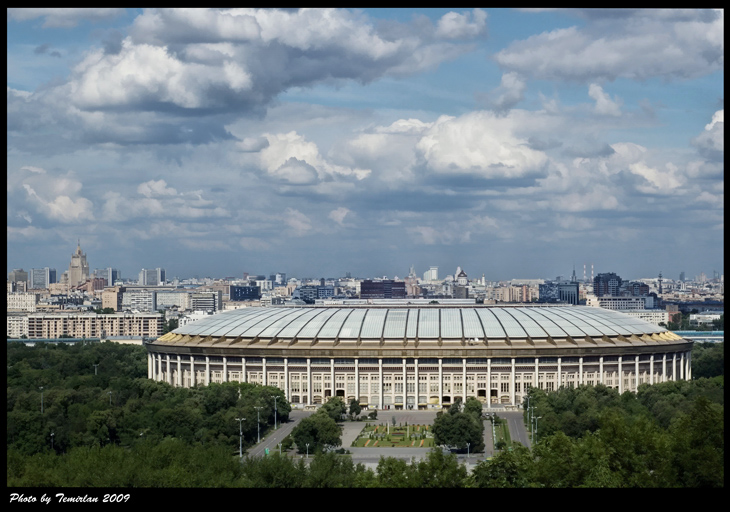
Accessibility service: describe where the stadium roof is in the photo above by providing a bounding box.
[171,305,670,341]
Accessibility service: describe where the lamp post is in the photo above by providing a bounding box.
[467,442,470,459]
[254,406,262,444]
[93,364,99,375]
[235,417,245,459]
[273,396,278,430]
[306,443,309,459]
[534,416,542,445]
[50,431,54,451]
[39,386,44,414]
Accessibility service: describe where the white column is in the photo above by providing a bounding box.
[510,358,515,405]
[618,356,623,394]
[650,355,654,385]
[686,351,692,380]
[166,354,172,385]
[534,357,539,393]
[487,359,491,406]
[679,352,684,380]
[307,358,312,405]
[403,358,408,408]
[438,358,443,408]
[557,357,562,389]
[414,359,419,408]
[635,355,640,391]
[148,353,153,379]
[190,355,195,387]
[672,353,677,381]
[205,356,210,386]
[284,357,289,401]
[662,353,667,383]
[355,358,359,405]
[378,358,383,409]
[177,355,182,387]
[599,356,604,385]
[262,357,267,386]
[331,358,335,401]
[242,357,247,383]
[579,356,584,386]
[462,358,467,401]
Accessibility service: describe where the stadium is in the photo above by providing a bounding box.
[145,305,692,408]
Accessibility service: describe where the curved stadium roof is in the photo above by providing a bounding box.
[168,305,673,342]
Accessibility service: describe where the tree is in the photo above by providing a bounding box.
[349,398,361,420]
[432,408,484,452]
[320,396,347,422]
[291,412,342,454]
[472,444,534,488]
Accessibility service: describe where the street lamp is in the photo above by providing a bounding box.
[39,386,44,414]
[235,417,245,459]
[254,406,262,444]
[273,396,278,430]
[534,416,542,445]
[50,431,54,451]
[306,443,310,459]
[93,364,99,375]
[467,442,470,459]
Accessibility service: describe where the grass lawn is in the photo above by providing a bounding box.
[352,424,436,448]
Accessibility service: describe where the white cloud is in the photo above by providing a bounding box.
[328,207,352,226]
[137,179,178,198]
[495,11,723,82]
[415,111,548,178]
[488,72,527,113]
[588,83,622,116]
[7,8,125,28]
[260,131,370,183]
[435,9,487,39]
[692,109,723,161]
[282,207,313,236]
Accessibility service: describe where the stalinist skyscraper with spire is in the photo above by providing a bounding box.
[68,240,89,287]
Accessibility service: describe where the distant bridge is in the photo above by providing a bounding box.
[672,331,724,343]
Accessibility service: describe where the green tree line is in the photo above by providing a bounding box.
[7,341,289,459]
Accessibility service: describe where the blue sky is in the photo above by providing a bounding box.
[7,8,724,282]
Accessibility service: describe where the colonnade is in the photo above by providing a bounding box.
[147,350,692,407]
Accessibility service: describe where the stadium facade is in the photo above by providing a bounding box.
[145,305,692,408]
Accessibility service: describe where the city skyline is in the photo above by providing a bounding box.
[7,9,724,280]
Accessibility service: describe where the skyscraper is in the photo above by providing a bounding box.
[95,268,121,287]
[29,268,57,289]
[68,241,89,287]
[139,268,166,286]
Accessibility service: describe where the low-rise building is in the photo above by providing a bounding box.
[26,312,164,339]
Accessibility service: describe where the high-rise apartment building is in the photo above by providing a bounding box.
[594,272,622,297]
[95,268,121,287]
[422,266,439,282]
[8,269,28,286]
[138,268,166,286]
[29,268,57,289]
[68,241,90,287]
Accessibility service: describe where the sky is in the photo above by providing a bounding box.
[6,8,724,282]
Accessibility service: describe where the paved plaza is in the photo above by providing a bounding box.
[247,407,530,470]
